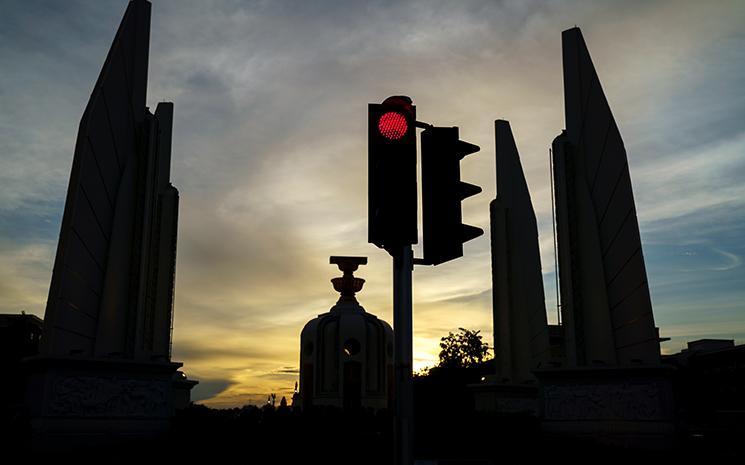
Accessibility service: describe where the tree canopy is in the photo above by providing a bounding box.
[437,327,491,369]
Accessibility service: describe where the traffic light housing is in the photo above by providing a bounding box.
[421,126,483,265]
[368,96,418,251]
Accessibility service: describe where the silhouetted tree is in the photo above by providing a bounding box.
[413,366,431,378]
[438,327,490,369]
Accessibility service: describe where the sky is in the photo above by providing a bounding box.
[1,0,744,407]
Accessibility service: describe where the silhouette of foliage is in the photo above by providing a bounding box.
[438,327,491,369]
[413,366,430,378]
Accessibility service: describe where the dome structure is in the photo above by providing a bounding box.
[299,256,393,410]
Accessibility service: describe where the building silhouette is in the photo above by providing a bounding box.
[476,27,677,448]
[20,0,196,449]
[551,27,661,367]
[299,257,393,411]
[0,313,43,411]
[537,27,674,446]
[472,120,552,414]
[664,339,745,438]
[490,120,552,384]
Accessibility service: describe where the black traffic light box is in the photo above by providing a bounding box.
[421,126,483,265]
[368,96,418,252]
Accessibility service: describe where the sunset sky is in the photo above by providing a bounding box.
[1,0,744,407]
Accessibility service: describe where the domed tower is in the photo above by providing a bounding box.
[299,256,393,411]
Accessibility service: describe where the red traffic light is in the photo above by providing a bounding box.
[369,97,417,250]
[378,111,408,140]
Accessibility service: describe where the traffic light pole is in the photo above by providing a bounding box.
[369,97,482,465]
[393,244,414,465]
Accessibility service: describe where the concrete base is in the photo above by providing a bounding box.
[534,365,676,449]
[304,394,389,411]
[22,355,195,451]
[173,371,199,411]
[470,379,539,415]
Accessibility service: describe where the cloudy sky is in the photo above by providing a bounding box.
[1,0,744,407]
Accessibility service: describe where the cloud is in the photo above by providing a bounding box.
[190,378,234,403]
[710,248,742,272]
[0,240,55,313]
[633,131,745,229]
[1,0,744,406]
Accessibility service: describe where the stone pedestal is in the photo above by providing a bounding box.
[470,379,539,415]
[534,365,676,449]
[22,356,192,451]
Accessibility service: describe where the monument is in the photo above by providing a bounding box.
[552,29,660,367]
[535,27,674,447]
[472,120,551,414]
[22,0,196,449]
[299,257,393,411]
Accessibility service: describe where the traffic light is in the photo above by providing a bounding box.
[421,126,483,265]
[368,96,418,251]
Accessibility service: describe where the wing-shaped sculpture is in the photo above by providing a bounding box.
[491,120,550,383]
[553,27,660,366]
[42,0,177,361]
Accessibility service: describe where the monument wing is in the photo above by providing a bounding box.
[562,28,660,364]
[42,0,151,356]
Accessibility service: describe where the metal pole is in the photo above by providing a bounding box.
[393,244,414,465]
[549,147,561,326]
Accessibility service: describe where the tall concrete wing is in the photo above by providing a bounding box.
[41,0,177,362]
[552,27,660,366]
[491,120,550,383]
[25,3,195,447]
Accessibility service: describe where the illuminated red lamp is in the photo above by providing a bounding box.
[378,111,408,140]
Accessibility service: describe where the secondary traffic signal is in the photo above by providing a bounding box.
[368,96,418,251]
[421,126,483,265]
